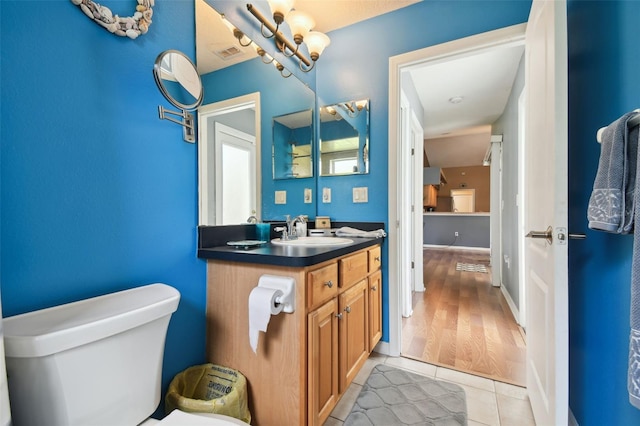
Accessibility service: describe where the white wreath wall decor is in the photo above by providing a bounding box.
[70,0,154,39]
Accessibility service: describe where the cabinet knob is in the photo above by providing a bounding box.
[372,285,377,291]
[335,313,343,319]
[344,306,351,313]
[324,280,333,288]
[374,256,381,262]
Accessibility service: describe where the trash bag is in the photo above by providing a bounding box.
[165,363,251,424]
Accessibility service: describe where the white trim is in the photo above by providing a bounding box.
[501,284,521,325]
[569,409,579,426]
[388,23,526,359]
[423,244,490,252]
[372,341,391,356]
[198,92,261,226]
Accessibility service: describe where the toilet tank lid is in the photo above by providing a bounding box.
[3,283,180,358]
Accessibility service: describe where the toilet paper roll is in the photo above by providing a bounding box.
[248,287,284,353]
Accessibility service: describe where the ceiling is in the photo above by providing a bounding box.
[195,0,421,75]
[195,1,525,169]
[408,44,525,168]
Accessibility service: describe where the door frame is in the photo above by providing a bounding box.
[387,23,526,356]
[198,92,261,225]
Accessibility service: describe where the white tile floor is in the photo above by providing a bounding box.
[323,354,536,426]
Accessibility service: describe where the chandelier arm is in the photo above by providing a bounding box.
[247,4,312,68]
[299,59,315,73]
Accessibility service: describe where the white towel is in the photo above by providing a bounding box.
[334,226,386,238]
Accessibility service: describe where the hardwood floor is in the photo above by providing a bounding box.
[401,248,526,386]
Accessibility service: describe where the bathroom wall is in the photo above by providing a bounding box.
[0,1,206,415]
[567,1,640,424]
[3,1,638,423]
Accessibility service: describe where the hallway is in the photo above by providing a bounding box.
[401,248,526,386]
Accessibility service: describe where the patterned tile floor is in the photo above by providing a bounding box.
[323,354,536,426]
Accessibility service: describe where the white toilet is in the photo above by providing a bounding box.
[3,283,247,426]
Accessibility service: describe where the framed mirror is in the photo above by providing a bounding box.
[319,99,369,176]
[272,109,313,180]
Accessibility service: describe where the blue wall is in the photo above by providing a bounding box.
[1,0,205,416]
[4,0,640,423]
[567,1,640,424]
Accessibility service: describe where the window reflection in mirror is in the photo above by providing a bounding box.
[272,109,313,180]
[319,100,369,176]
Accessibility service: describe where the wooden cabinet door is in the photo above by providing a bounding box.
[368,270,382,351]
[423,184,438,208]
[308,298,339,426]
[338,279,369,393]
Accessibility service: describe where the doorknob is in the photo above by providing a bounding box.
[526,226,553,244]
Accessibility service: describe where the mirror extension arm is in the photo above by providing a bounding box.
[158,106,195,143]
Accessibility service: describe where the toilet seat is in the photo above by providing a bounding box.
[143,409,248,425]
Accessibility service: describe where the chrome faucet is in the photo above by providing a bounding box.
[274,215,307,240]
[246,215,257,224]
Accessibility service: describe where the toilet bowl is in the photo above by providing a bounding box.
[143,410,248,425]
[3,284,246,426]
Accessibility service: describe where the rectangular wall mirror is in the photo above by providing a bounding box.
[272,109,313,180]
[319,99,370,176]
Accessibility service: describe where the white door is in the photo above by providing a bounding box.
[214,123,256,225]
[400,93,413,317]
[411,111,425,293]
[524,0,568,424]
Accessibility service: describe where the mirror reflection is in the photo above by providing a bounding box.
[272,109,313,180]
[196,2,316,224]
[154,50,203,111]
[319,99,369,176]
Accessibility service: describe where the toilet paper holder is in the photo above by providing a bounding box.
[258,275,296,313]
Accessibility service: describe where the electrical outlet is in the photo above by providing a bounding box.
[275,190,286,204]
[353,187,368,203]
[454,231,459,237]
[322,187,331,203]
[304,188,312,203]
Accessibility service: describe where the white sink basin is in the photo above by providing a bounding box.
[271,236,353,247]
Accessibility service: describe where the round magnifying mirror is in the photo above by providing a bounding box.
[153,50,203,111]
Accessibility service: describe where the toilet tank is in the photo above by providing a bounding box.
[3,283,180,426]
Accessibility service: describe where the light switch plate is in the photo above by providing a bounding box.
[275,190,287,204]
[304,188,312,203]
[353,187,368,203]
[322,187,331,203]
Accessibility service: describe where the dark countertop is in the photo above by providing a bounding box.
[197,221,385,267]
[197,237,382,267]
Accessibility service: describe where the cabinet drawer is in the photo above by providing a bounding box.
[339,251,368,289]
[368,246,381,272]
[308,263,338,308]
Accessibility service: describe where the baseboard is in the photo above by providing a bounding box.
[423,244,490,252]
[373,341,391,356]
[569,408,578,426]
[501,285,521,326]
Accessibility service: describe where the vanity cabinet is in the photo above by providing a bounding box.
[205,243,382,426]
[308,247,382,426]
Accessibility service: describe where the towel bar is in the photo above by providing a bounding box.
[596,109,640,143]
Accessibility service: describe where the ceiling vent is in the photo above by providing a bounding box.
[212,46,244,61]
